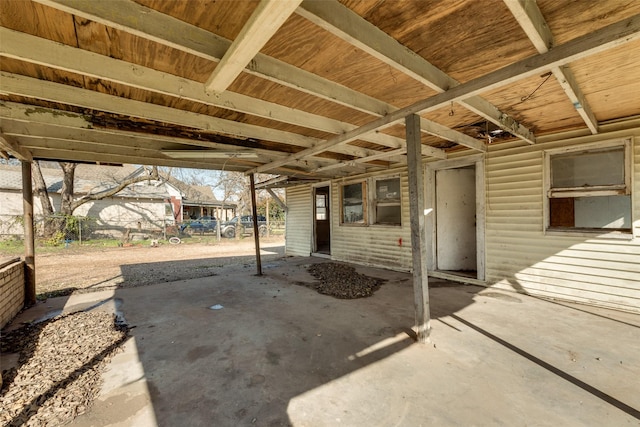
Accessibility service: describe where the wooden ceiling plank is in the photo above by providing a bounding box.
[28,1,465,152]
[504,0,599,134]
[249,12,640,174]
[0,129,32,161]
[32,0,389,114]
[205,0,302,93]
[0,72,378,160]
[297,0,535,144]
[0,28,441,158]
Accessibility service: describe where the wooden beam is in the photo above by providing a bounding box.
[0,130,32,161]
[0,28,444,159]
[29,1,472,151]
[205,0,302,93]
[406,114,430,343]
[504,0,599,134]
[265,188,287,212]
[249,12,640,173]
[503,0,553,52]
[249,173,262,276]
[313,148,407,173]
[297,0,535,144]
[0,72,379,160]
[21,160,36,307]
[0,101,308,163]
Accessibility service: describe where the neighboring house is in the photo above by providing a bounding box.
[285,131,640,314]
[0,163,232,238]
[163,177,236,222]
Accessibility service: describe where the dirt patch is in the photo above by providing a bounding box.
[29,237,285,298]
[306,262,385,299]
[0,311,129,426]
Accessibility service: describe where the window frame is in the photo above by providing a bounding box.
[371,175,402,226]
[543,138,633,237]
[340,180,367,226]
[315,193,328,220]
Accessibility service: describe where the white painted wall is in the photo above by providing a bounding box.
[436,167,477,271]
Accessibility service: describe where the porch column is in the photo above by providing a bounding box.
[21,160,36,306]
[406,114,431,343]
[249,173,262,276]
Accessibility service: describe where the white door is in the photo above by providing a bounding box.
[436,167,477,272]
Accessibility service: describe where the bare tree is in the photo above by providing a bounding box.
[31,161,160,236]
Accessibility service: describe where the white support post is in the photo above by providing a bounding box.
[406,114,431,343]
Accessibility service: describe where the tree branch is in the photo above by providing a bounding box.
[69,166,159,213]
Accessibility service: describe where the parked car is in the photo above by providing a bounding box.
[221,215,267,238]
[180,216,218,234]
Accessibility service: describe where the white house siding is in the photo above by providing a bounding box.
[285,171,413,269]
[485,129,640,313]
[72,197,166,237]
[285,185,312,256]
[0,190,47,237]
[328,170,413,271]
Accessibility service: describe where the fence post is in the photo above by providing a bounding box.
[79,217,82,245]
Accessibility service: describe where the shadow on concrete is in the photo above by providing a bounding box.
[107,256,481,426]
[451,314,640,419]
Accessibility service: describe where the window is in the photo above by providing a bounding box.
[545,139,632,234]
[316,194,327,220]
[341,181,366,224]
[373,177,401,225]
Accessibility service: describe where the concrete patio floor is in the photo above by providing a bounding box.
[8,256,640,426]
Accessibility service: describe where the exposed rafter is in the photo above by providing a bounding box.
[297,0,536,144]
[313,148,407,173]
[0,129,32,161]
[31,0,472,152]
[0,28,447,159]
[0,72,385,161]
[504,0,599,134]
[205,0,302,93]
[249,12,640,173]
[0,102,335,172]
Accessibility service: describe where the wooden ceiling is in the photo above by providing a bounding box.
[1,0,639,179]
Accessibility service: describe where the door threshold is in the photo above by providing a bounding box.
[430,270,486,287]
[311,252,331,259]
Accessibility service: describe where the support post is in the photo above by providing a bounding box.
[21,160,36,307]
[249,173,262,276]
[406,114,431,343]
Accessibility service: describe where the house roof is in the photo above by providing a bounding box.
[161,174,236,207]
[1,1,639,179]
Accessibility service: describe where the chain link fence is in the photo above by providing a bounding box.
[1,214,286,248]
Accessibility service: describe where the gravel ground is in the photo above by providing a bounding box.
[307,262,385,299]
[0,312,129,426]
